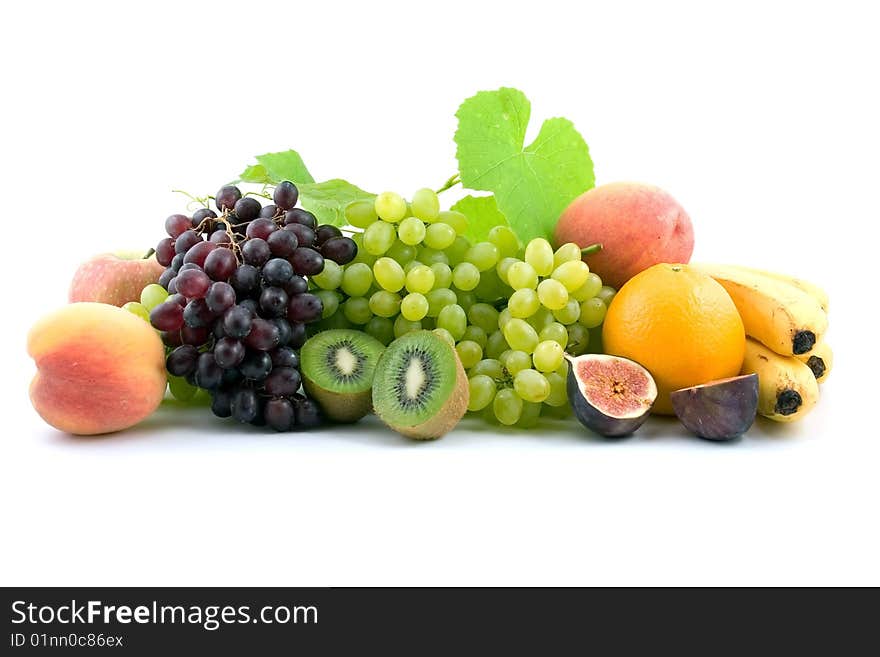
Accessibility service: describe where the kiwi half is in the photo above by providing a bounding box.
[371,330,468,440]
[300,329,385,422]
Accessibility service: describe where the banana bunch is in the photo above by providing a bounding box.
[691,264,832,423]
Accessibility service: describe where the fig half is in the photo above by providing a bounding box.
[670,374,758,441]
[565,354,657,437]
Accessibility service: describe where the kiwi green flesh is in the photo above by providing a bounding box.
[372,331,458,428]
[300,329,385,394]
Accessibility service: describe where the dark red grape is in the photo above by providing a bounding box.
[321,236,357,265]
[270,346,300,369]
[230,264,261,297]
[274,181,299,211]
[167,277,178,294]
[194,353,223,389]
[156,237,176,266]
[222,369,242,386]
[176,269,211,299]
[211,388,234,418]
[150,302,184,331]
[294,397,321,428]
[165,214,192,238]
[241,238,271,266]
[162,330,183,347]
[178,262,202,273]
[183,241,217,268]
[263,258,294,285]
[214,337,246,368]
[206,281,236,314]
[168,293,187,306]
[284,223,315,247]
[216,185,242,211]
[239,298,259,316]
[240,351,272,380]
[246,218,278,240]
[170,253,185,272]
[287,293,323,323]
[166,345,199,376]
[174,229,203,254]
[315,224,342,245]
[193,208,218,224]
[181,326,209,345]
[223,305,253,338]
[259,204,279,218]
[259,287,289,317]
[290,248,324,276]
[204,248,238,281]
[272,318,292,346]
[264,398,295,431]
[267,229,298,257]
[209,230,232,244]
[231,387,260,423]
[288,321,307,348]
[264,368,301,397]
[245,318,281,351]
[183,298,214,327]
[284,276,309,296]
[234,197,262,222]
[158,268,175,289]
[284,208,316,229]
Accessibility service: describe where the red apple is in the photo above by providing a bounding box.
[69,251,165,306]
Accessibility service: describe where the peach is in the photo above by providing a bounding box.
[69,251,165,306]
[554,182,694,289]
[28,302,167,435]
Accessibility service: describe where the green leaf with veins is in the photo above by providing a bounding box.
[451,194,510,244]
[297,179,375,227]
[454,87,594,243]
[239,164,270,184]
[244,149,315,185]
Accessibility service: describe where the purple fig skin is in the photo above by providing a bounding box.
[670,374,759,441]
[566,358,654,437]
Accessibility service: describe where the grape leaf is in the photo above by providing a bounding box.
[241,149,315,185]
[298,179,375,227]
[454,87,594,243]
[239,164,270,184]
[451,194,509,244]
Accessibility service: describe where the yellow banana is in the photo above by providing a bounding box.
[720,264,829,313]
[741,338,819,422]
[797,341,833,384]
[691,263,827,357]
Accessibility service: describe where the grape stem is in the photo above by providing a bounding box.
[436,173,461,194]
[143,248,156,259]
[581,243,603,256]
[172,189,212,211]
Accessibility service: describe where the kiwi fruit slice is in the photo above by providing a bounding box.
[300,329,385,422]
[371,330,468,440]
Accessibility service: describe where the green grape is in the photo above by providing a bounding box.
[340,262,373,297]
[506,261,538,290]
[430,263,453,289]
[551,260,590,292]
[452,262,480,291]
[470,358,503,379]
[168,375,198,402]
[464,241,500,272]
[418,247,449,266]
[513,368,550,403]
[404,265,435,294]
[493,388,523,426]
[122,301,150,322]
[539,322,569,348]
[485,330,510,359]
[556,360,569,378]
[423,222,456,250]
[532,340,564,373]
[566,322,590,355]
[426,288,457,317]
[437,304,467,340]
[397,216,426,246]
[456,340,483,369]
[404,259,424,274]
[468,303,500,334]
[462,325,488,349]
[411,187,440,222]
[343,297,373,325]
[501,350,532,375]
[487,225,520,259]
[498,307,513,329]
[468,375,496,412]
[394,315,422,338]
[597,285,617,306]
[400,292,429,321]
[544,372,568,407]
[508,288,540,319]
[311,260,343,290]
[364,316,395,346]
[579,298,608,328]
[374,191,407,222]
[444,236,471,265]
[553,242,582,268]
[516,401,542,428]
[524,238,554,276]
[373,257,405,292]
[571,273,603,301]
[369,290,401,317]
[552,299,581,325]
[432,327,455,345]
[363,220,396,255]
[473,269,503,302]
[454,290,476,313]
[316,290,341,318]
[496,257,519,285]
[386,239,417,264]
[537,278,569,310]
[527,307,554,331]
[350,233,377,266]
[140,283,169,311]
[437,210,468,235]
[345,199,378,228]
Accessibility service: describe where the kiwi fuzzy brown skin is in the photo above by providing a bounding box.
[302,380,373,423]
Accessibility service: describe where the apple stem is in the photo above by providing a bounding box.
[581,243,602,256]
[143,248,155,259]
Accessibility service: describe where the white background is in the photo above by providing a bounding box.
[2,0,878,586]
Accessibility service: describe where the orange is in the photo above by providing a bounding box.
[602,263,745,415]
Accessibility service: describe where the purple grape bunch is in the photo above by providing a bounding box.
[149,181,358,431]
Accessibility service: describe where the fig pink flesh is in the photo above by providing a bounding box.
[576,358,652,417]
